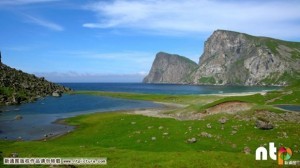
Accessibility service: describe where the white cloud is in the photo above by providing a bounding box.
[35,71,146,82]
[0,0,59,5]
[49,50,156,75]
[59,50,154,67]
[83,0,300,39]
[24,14,64,31]
[82,23,104,29]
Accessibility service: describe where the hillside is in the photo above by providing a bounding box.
[0,59,70,105]
[144,30,300,86]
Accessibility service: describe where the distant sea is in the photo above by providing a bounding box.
[0,83,281,140]
[61,83,281,95]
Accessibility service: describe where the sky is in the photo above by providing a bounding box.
[1,0,300,82]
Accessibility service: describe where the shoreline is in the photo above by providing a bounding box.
[41,100,185,141]
[37,105,173,142]
[40,118,76,141]
[208,90,267,97]
[0,88,286,142]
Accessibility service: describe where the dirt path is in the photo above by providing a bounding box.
[205,101,253,114]
[128,101,254,120]
[128,109,175,119]
[265,91,292,104]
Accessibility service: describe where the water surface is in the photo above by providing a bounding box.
[0,94,161,140]
[0,83,281,141]
[62,83,280,95]
[276,105,300,112]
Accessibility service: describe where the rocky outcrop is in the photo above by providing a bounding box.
[143,52,198,83]
[52,90,63,97]
[144,30,300,86]
[0,62,71,105]
[193,30,300,85]
[256,120,274,130]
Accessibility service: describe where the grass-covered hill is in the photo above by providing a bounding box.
[0,62,70,105]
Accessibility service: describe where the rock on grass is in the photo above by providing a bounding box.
[187,137,197,143]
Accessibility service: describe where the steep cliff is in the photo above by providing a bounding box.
[143,52,198,83]
[193,30,300,85]
[0,61,71,105]
[144,30,300,86]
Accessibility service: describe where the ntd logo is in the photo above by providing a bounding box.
[256,142,293,165]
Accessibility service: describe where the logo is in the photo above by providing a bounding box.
[255,142,293,165]
[278,146,293,165]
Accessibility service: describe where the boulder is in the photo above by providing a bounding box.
[187,137,197,143]
[10,153,18,158]
[244,147,251,154]
[52,91,62,97]
[15,115,23,120]
[218,117,228,124]
[200,132,212,138]
[256,120,273,130]
[206,123,212,128]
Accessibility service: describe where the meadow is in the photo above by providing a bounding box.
[1,83,300,167]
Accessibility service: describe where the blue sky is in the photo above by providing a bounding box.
[1,0,300,82]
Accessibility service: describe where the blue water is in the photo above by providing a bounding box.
[277,105,300,112]
[61,83,280,94]
[0,94,161,140]
[0,83,281,141]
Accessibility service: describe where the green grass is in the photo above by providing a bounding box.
[73,91,221,105]
[0,86,39,105]
[192,94,265,112]
[1,85,300,167]
[74,89,298,113]
[265,40,279,54]
[0,87,14,96]
[291,50,300,59]
[267,90,300,105]
[198,76,216,84]
[2,112,299,167]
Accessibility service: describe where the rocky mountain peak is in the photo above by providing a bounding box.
[199,30,247,65]
[143,52,198,84]
[195,30,300,85]
[144,30,300,86]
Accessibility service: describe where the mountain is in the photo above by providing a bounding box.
[0,57,71,105]
[144,30,300,86]
[143,52,198,83]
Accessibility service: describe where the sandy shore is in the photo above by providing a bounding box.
[208,91,268,97]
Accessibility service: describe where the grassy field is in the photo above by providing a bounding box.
[1,86,300,167]
[3,112,299,167]
[73,91,221,105]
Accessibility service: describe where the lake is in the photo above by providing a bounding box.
[276,105,300,112]
[0,83,280,140]
[0,94,161,140]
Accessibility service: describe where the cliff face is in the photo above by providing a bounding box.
[193,30,300,85]
[0,62,70,105]
[144,30,300,86]
[143,52,198,83]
